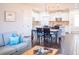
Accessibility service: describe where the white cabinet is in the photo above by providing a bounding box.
[40,16,50,26]
[76,35,79,55]
[61,34,79,55]
[61,12,69,21]
[61,34,76,55]
[72,34,79,55]
[50,13,56,21]
[76,39,79,54]
[32,11,40,21]
[50,12,69,21]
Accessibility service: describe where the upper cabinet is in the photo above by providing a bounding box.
[32,11,69,27]
[32,11,40,21]
[50,12,69,21]
[61,12,69,21]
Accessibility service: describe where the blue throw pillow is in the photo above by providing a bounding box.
[19,34,23,43]
[9,36,19,45]
[12,33,17,37]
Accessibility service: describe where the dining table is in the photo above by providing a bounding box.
[31,28,59,47]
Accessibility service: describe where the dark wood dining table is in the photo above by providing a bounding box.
[31,28,59,46]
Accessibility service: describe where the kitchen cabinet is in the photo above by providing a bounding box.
[50,12,69,21]
[76,34,79,55]
[61,34,76,55]
[61,33,79,55]
[32,21,40,27]
[49,21,69,27]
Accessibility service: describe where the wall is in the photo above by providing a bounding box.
[0,4,32,36]
[69,9,79,33]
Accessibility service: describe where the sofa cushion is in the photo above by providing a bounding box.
[3,33,12,45]
[11,42,28,51]
[0,46,16,55]
[0,34,4,46]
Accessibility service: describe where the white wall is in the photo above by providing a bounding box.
[0,4,32,36]
[69,9,79,33]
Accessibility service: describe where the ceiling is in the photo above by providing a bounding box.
[28,3,75,12]
[0,3,77,12]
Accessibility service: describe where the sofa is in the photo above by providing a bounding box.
[0,32,31,55]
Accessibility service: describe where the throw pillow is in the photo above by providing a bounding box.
[12,33,18,37]
[18,34,23,43]
[9,36,19,45]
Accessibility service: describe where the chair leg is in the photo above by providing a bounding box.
[37,36,40,45]
[51,37,53,47]
[40,37,42,45]
[59,37,61,48]
[40,36,43,46]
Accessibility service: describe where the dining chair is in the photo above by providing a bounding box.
[50,32,56,44]
[54,25,59,29]
[43,28,52,47]
[36,28,43,45]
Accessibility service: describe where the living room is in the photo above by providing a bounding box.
[0,3,79,55]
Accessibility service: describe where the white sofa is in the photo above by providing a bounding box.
[0,32,31,55]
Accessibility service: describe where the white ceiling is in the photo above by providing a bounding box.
[29,3,75,12]
[0,3,78,12]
